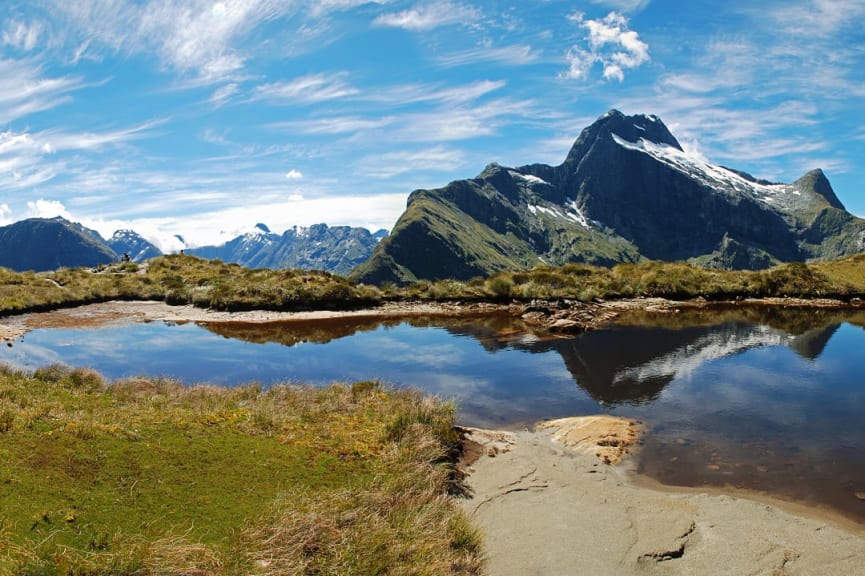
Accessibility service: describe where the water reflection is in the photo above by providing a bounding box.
[3,305,865,522]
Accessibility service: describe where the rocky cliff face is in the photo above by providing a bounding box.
[0,217,118,272]
[352,110,865,284]
[189,223,387,276]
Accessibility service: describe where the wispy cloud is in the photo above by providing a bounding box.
[208,82,240,107]
[47,0,302,83]
[560,11,649,81]
[2,19,43,51]
[435,43,539,67]
[591,0,651,12]
[357,145,466,178]
[270,115,396,135]
[373,0,482,31]
[0,59,83,124]
[367,79,506,106]
[756,0,865,37]
[250,72,359,104]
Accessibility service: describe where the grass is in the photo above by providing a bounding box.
[0,366,482,575]
[402,256,865,303]
[1,253,864,321]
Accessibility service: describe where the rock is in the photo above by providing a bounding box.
[538,415,643,465]
[549,318,582,333]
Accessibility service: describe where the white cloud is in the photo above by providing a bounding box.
[0,59,83,125]
[37,120,164,152]
[368,79,506,106]
[27,198,72,220]
[208,82,240,107]
[2,20,43,51]
[373,0,481,31]
[285,169,303,179]
[272,115,396,135]
[0,203,11,225]
[251,73,359,104]
[87,192,408,250]
[758,0,865,37]
[560,11,649,82]
[49,0,300,83]
[435,43,539,67]
[591,0,651,13]
[392,97,535,142]
[357,145,465,178]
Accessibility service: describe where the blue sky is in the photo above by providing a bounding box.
[0,0,863,250]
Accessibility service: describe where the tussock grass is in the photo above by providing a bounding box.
[406,256,865,303]
[2,253,864,320]
[0,367,482,575]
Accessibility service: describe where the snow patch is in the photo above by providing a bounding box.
[528,199,598,229]
[509,170,549,186]
[611,133,802,210]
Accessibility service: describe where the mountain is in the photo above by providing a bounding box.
[352,110,865,284]
[0,217,117,272]
[188,223,387,276]
[107,229,163,262]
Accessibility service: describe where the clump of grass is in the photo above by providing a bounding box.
[0,366,482,575]
[245,408,482,576]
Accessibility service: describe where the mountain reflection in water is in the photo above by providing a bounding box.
[4,305,865,523]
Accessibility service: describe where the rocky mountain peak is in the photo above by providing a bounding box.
[794,168,845,210]
[563,109,682,169]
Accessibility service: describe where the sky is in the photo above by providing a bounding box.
[0,0,863,251]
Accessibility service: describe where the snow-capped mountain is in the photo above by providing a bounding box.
[188,223,387,276]
[107,229,163,262]
[353,110,865,284]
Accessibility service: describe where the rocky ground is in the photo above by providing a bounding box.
[460,419,865,576]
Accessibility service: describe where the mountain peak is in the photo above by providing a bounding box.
[563,110,682,169]
[794,168,845,210]
[595,109,682,149]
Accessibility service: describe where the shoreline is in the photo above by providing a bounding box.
[2,295,862,343]
[460,421,865,575]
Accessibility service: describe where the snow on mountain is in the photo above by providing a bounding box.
[610,133,810,213]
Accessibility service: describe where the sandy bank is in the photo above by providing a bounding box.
[460,419,864,576]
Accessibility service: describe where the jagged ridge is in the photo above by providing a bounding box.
[352,110,865,284]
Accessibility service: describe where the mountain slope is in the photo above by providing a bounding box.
[189,223,386,276]
[107,230,163,262]
[353,110,865,284]
[0,217,118,272]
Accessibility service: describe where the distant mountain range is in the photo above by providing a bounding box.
[187,223,388,276]
[0,217,385,274]
[352,110,865,284]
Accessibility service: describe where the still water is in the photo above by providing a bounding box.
[4,307,865,523]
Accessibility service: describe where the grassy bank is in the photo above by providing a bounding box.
[2,253,865,318]
[0,366,482,575]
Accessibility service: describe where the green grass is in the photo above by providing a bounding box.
[0,367,482,575]
[2,253,864,321]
